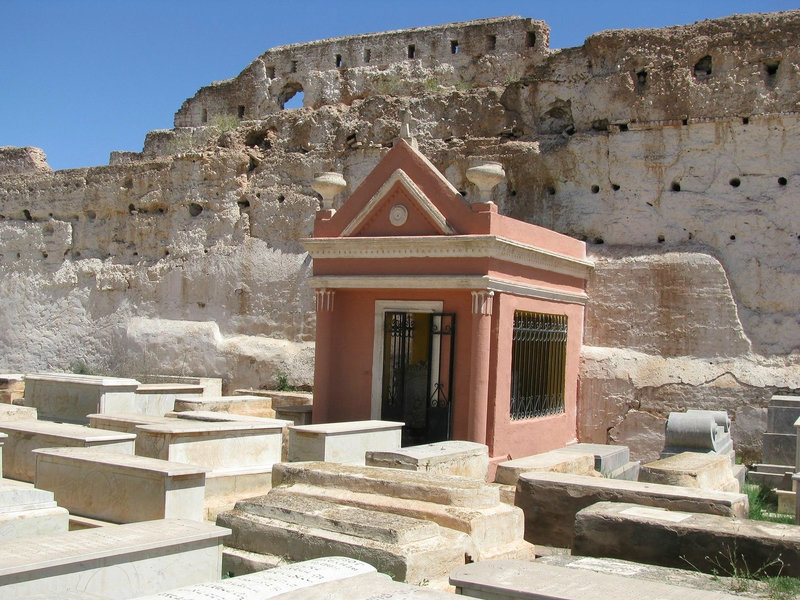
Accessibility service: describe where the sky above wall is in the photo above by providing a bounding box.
[2,0,797,171]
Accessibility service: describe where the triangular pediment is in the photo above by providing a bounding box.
[342,169,453,237]
[315,139,477,238]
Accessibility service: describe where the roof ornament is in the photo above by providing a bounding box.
[466,161,505,204]
[398,111,419,149]
[312,171,347,212]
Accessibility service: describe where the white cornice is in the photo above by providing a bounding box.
[341,169,453,236]
[307,274,588,305]
[302,235,594,280]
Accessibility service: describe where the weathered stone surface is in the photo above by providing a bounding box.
[573,501,800,577]
[366,441,489,479]
[450,559,746,600]
[288,420,402,464]
[173,394,277,418]
[0,147,51,176]
[494,450,596,486]
[516,471,748,547]
[0,478,69,540]
[640,452,738,492]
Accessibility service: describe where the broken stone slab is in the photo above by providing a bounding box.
[288,420,402,464]
[516,471,748,547]
[269,461,532,562]
[0,477,69,539]
[33,447,208,523]
[449,559,746,600]
[494,449,597,486]
[218,492,467,586]
[22,372,141,423]
[133,557,452,600]
[365,440,489,479]
[133,382,204,415]
[88,412,177,434]
[173,394,277,418]
[0,519,230,598]
[573,501,800,577]
[640,451,739,492]
[0,420,135,482]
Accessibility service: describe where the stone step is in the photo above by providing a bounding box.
[217,507,466,586]
[234,490,440,545]
[273,461,499,508]
[494,450,597,486]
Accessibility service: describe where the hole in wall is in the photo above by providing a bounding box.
[189,203,203,217]
[682,118,689,126]
[451,40,459,54]
[611,184,620,191]
[742,116,750,125]
[778,177,787,186]
[128,204,136,215]
[510,190,517,197]
[23,209,32,221]
[547,187,556,195]
[201,109,208,124]
[592,119,609,131]
[407,45,416,59]
[278,83,305,110]
[238,105,245,119]
[86,210,96,220]
[487,35,496,51]
[526,31,536,47]
[618,123,629,132]
[657,234,665,243]
[590,185,599,194]
[290,60,298,73]
[277,195,285,203]
[730,234,736,240]
[671,182,681,192]
[693,55,712,80]
[266,65,275,78]
[237,199,251,209]
[764,60,780,76]
[593,237,604,244]
[335,54,342,68]
[636,70,647,86]
[364,49,371,63]
[42,252,48,259]
[729,177,741,187]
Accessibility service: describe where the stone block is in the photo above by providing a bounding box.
[218,491,467,586]
[494,450,597,486]
[0,403,37,420]
[0,420,135,482]
[269,461,532,562]
[88,412,176,434]
[134,375,223,397]
[639,451,739,492]
[449,559,745,600]
[573,501,800,577]
[776,489,795,514]
[365,441,489,479]
[0,374,24,405]
[23,373,141,423]
[516,471,748,547]
[134,558,452,600]
[762,432,796,466]
[274,404,313,425]
[173,394,277,418]
[0,519,229,598]
[288,420,402,464]
[34,447,208,523]
[0,478,69,539]
[133,383,204,415]
[606,460,641,481]
[555,443,630,475]
[235,388,314,408]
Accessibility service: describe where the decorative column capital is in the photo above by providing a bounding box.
[471,290,494,316]
[315,288,335,312]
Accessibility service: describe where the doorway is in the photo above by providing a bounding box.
[378,309,455,446]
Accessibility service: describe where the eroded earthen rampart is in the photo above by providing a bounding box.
[2,13,799,461]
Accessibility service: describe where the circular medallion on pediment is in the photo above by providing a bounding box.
[389,204,408,227]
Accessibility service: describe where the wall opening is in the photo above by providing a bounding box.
[278,82,305,109]
[266,66,276,79]
[764,60,780,76]
[450,40,459,54]
[729,177,741,187]
[636,70,647,87]
[335,54,342,68]
[237,105,245,119]
[408,44,416,59]
[778,177,788,186]
[364,49,371,63]
[693,55,712,80]
[290,60,298,73]
[189,203,203,217]
[201,109,208,124]
[487,35,497,51]
[526,31,536,48]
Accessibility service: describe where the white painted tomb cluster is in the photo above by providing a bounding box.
[1,372,799,598]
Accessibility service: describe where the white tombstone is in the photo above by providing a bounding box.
[288,420,403,464]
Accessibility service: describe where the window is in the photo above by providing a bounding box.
[450,40,459,54]
[510,311,567,420]
[408,44,416,59]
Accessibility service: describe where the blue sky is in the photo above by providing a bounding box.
[2,1,797,171]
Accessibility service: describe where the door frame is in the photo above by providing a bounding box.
[370,300,443,419]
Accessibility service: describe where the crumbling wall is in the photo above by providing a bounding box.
[1,11,799,459]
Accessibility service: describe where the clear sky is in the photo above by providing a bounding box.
[2,1,797,171]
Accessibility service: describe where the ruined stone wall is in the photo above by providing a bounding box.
[1,11,799,461]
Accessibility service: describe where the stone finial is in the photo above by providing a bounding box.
[398,111,418,149]
[311,172,347,211]
[466,162,505,203]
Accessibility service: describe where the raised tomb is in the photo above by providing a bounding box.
[1,12,800,462]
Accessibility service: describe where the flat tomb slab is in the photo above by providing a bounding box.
[288,420,402,464]
[449,559,746,600]
[272,461,498,508]
[171,410,290,425]
[640,451,739,492]
[132,383,204,416]
[34,447,207,523]
[555,443,630,475]
[0,518,230,598]
[573,501,800,577]
[234,388,314,408]
[0,403,37,420]
[494,450,597,485]
[23,372,140,423]
[0,421,135,482]
[173,395,277,418]
[0,478,69,539]
[274,404,313,426]
[365,441,489,479]
[88,412,176,434]
[134,420,284,472]
[516,471,748,547]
